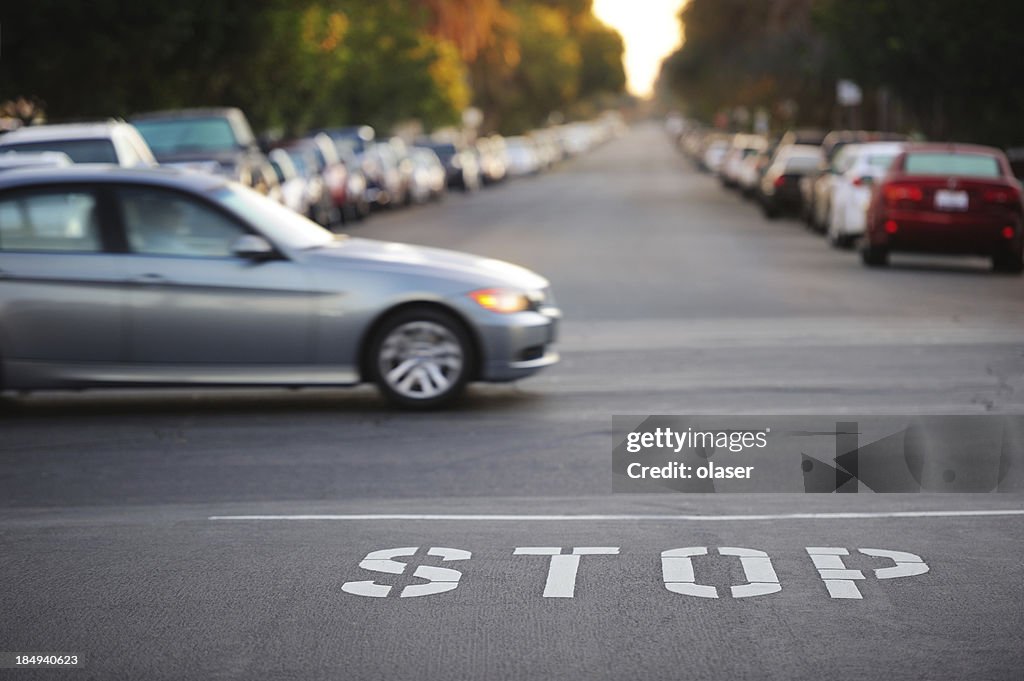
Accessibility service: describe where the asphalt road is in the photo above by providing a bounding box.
[1,123,1022,680]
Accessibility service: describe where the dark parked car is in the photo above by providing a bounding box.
[312,125,375,155]
[0,166,561,407]
[415,141,480,191]
[758,145,823,218]
[131,107,268,192]
[862,143,1023,272]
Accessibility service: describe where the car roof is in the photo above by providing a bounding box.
[0,121,128,143]
[0,165,228,192]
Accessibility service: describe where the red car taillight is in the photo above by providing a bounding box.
[982,187,1020,204]
[773,176,786,188]
[882,183,924,206]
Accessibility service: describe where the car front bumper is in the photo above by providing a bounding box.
[475,306,561,382]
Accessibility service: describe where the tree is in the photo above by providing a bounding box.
[815,0,1024,145]
[659,0,833,131]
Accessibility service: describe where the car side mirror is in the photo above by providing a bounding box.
[232,234,275,260]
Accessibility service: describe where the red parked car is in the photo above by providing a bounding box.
[862,143,1023,272]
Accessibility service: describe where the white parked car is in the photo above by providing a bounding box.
[719,134,767,188]
[0,121,157,167]
[702,138,731,174]
[827,142,906,248]
[504,137,541,177]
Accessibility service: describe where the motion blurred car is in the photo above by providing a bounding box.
[825,142,905,248]
[131,107,267,191]
[758,144,823,218]
[0,166,561,408]
[862,144,1023,272]
[0,121,157,167]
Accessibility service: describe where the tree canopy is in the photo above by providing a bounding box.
[658,0,1024,146]
[0,0,626,136]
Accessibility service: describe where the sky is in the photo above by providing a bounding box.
[592,0,686,98]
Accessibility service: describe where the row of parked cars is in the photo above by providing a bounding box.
[676,124,1024,273]
[0,108,625,231]
[0,107,624,408]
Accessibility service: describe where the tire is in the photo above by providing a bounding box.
[762,201,779,219]
[368,307,474,409]
[992,248,1024,274]
[860,243,889,267]
[827,215,855,250]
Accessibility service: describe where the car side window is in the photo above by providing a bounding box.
[119,186,245,258]
[0,190,101,252]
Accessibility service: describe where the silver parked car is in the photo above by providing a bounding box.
[0,167,560,408]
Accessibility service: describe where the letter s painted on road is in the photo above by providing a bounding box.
[342,546,471,598]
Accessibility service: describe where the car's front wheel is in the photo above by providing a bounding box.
[369,308,474,409]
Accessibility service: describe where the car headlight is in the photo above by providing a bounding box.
[469,288,531,313]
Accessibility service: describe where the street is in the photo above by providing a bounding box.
[2,122,1023,680]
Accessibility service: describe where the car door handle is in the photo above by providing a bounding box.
[130,273,168,285]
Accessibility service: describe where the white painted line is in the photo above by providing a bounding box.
[544,554,580,598]
[208,510,1024,522]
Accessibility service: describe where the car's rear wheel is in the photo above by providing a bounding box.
[369,308,473,409]
[992,248,1023,274]
[860,243,889,267]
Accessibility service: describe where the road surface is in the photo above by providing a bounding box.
[1,123,1022,680]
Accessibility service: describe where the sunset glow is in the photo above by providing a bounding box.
[592,0,686,98]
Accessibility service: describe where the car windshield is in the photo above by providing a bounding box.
[134,117,238,154]
[215,184,334,250]
[866,154,898,169]
[904,152,1001,178]
[0,139,118,164]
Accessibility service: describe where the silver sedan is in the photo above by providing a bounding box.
[0,167,560,408]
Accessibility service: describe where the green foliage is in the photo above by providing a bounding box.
[659,0,832,130]
[659,0,1024,146]
[470,0,626,134]
[814,0,1024,145]
[0,0,623,136]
